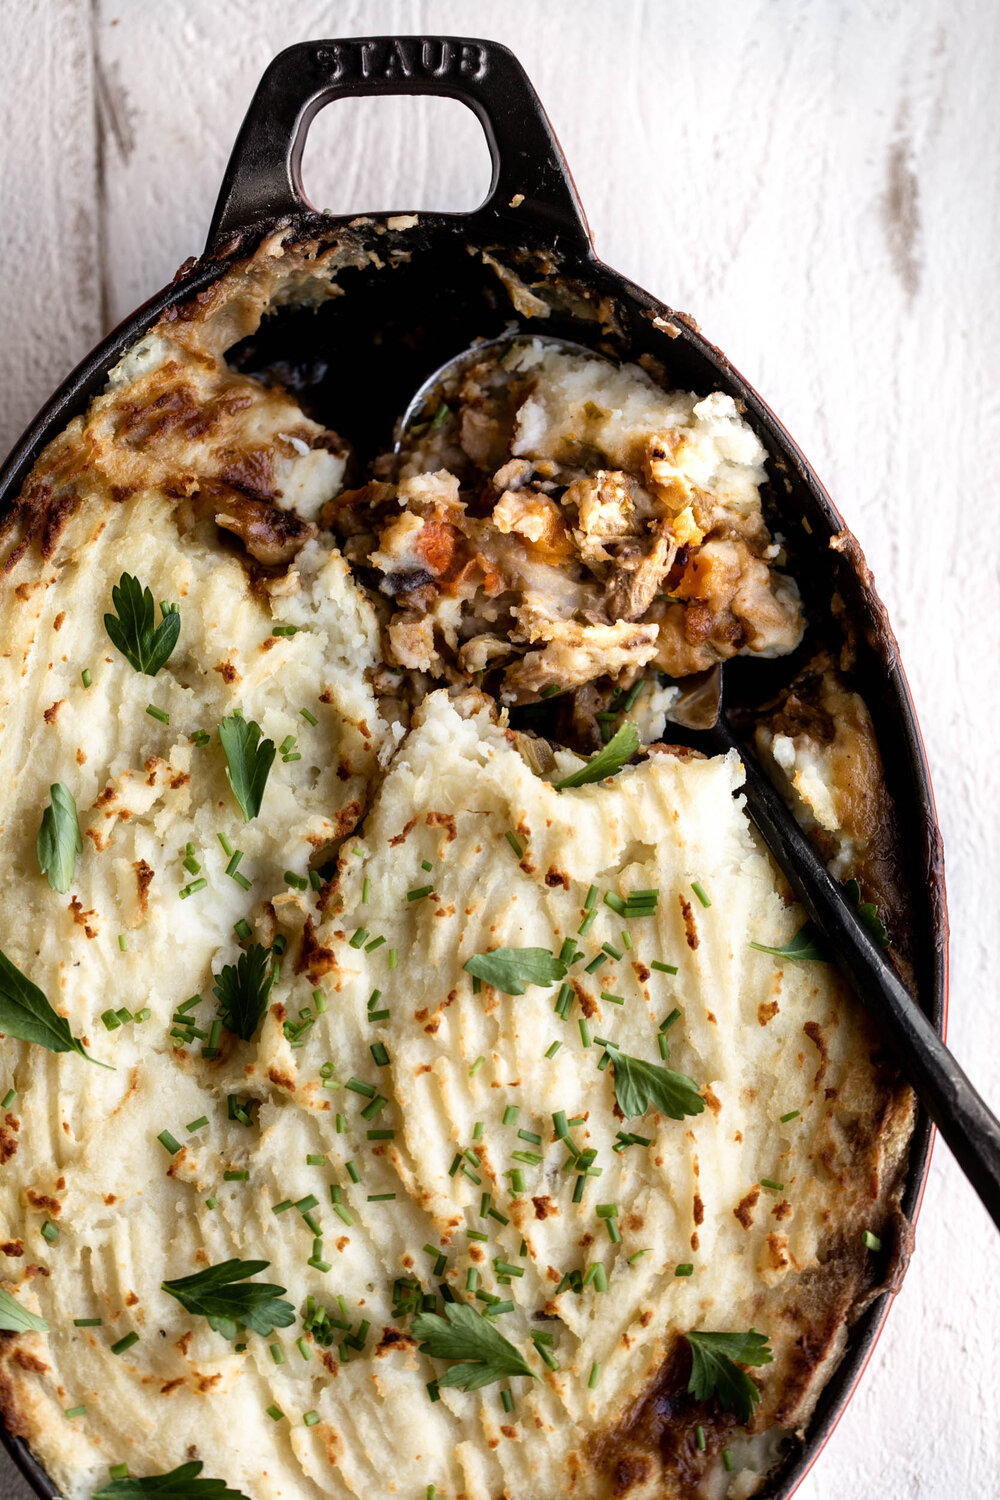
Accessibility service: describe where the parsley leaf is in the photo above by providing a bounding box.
[0,946,106,1066]
[554,722,640,790]
[92,1460,250,1500]
[219,714,276,822]
[212,944,276,1042]
[36,782,82,893]
[608,1046,705,1121]
[104,573,180,676]
[463,947,569,996]
[412,1300,535,1390]
[686,1328,773,1423]
[161,1259,294,1341]
[749,923,826,963]
[844,878,889,947]
[0,1287,47,1334]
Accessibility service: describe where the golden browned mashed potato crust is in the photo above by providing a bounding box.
[0,231,915,1500]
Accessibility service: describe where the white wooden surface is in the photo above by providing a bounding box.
[3,2,999,1495]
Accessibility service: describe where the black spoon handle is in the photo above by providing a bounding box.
[713,718,1000,1231]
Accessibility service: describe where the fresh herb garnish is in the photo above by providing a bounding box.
[749,924,826,963]
[607,1046,705,1121]
[685,1328,773,1423]
[844,878,889,946]
[412,1300,534,1390]
[92,1460,250,1500]
[212,944,276,1043]
[36,783,82,893]
[463,947,569,996]
[0,1286,47,1334]
[104,573,180,676]
[0,947,106,1066]
[161,1259,294,1341]
[554,722,639,790]
[218,714,276,822]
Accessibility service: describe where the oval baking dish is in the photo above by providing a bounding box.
[0,35,946,1500]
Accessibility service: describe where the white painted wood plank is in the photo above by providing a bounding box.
[0,0,101,461]
[1,3,999,1496]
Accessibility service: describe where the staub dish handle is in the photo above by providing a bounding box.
[207,36,593,254]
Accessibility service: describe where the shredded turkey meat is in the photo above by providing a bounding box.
[329,341,803,705]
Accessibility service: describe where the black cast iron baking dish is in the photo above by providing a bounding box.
[0,35,946,1500]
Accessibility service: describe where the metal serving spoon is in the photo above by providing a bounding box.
[395,335,1000,1232]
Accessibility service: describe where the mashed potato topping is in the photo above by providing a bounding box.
[0,233,912,1500]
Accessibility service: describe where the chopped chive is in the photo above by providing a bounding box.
[111,1332,139,1356]
[863,1230,883,1251]
[500,1389,514,1413]
[579,1018,592,1048]
[335,1112,346,1132]
[117,933,128,953]
[74,1317,102,1327]
[302,1212,321,1235]
[675,1263,694,1277]
[600,991,624,1006]
[346,1078,376,1098]
[473,1122,484,1141]
[387,948,398,970]
[217,832,234,857]
[367,989,383,1011]
[466,1267,479,1291]
[545,1041,562,1059]
[296,1335,312,1361]
[349,927,369,949]
[345,1162,361,1184]
[183,854,201,875]
[651,959,679,974]
[780,1109,801,1123]
[302,1410,320,1427]
[306,1154,325,1166]
[234,919,252,941]
[204,1197,218,1210]
[659,1008,682,1033]
[407,884,433,901]
[469,1056,485,1076]
[370,1042,390,1068]
[421,859,433,872]
[723,1449,734,1472]
[657,1033,670,1060]
[367,1129,394,1141]
[186,1116,209,1133]
[272,1200,293,1214]
[102,1010,121,1032]
[308,868,322,891]
[157,1130,182,1156]
[145,703,169,724]
[266,1405,284,1422]
[367,1193,396,1202]
[272,625,298,638]
[512,1150,542,1165]
[505,831,523,858]
[503,1106,520,1126]
[189,729,210,747]
[604,892,626,917]
[627,1249,649,1264]
[467,1229,489,1243]
[109,1466,129,1481]
[135,1007,150,1023]
[223,1169,249,1182]
[427,1380,440,1402]
[225,850,244,877]
[300,707,318,726]
[696,1424,706,1451]
[517,1128,542,1145]
[0,1088,15,1109]
[509,1168,526,1194]
[284,870,308,890]
[588,1362,601,1388]
[553,1111,569,1138]
[691,880,711,908]
[488,1207,509,1226]
[360,1094,388,1120]
[601,941,623,961]
[578,909,598,936]
[332,1202,354,1226]
[178,878,207,899]
[621,929,633,950]
[760,1178,784,1191]
[81,668,92,689]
